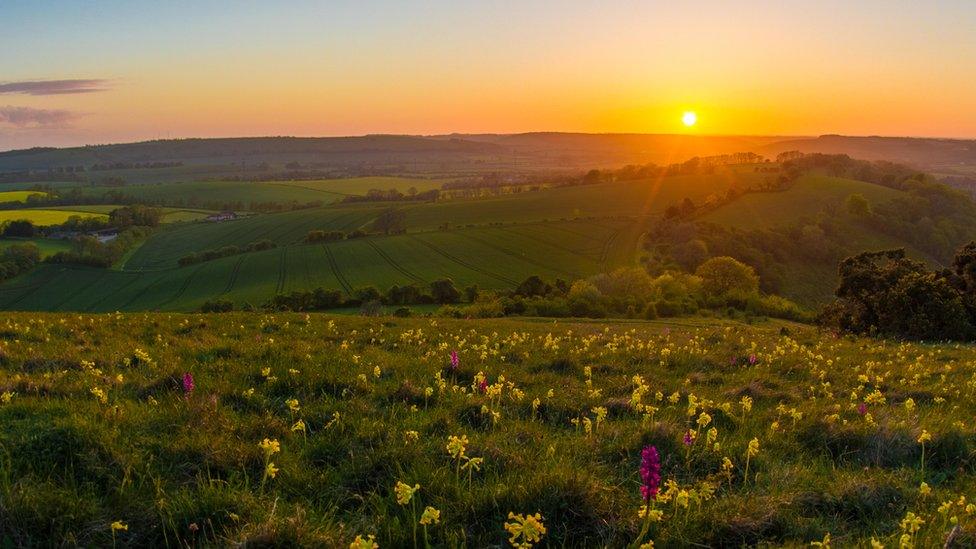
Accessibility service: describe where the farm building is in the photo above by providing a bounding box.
[205,211,238,222]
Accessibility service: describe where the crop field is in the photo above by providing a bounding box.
[260,176,447,195]
[44,205,216,223]
[0,237,72,258]
[700,174,903,229]
[403,171,769,229]
[0,218,641,312]
[0,190,47,203]
[67,181,350,207]
[1,312,974,546]
[0,209,106,226]
[122,205,386,271]
[64,176,448,207]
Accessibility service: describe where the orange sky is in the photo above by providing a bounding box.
[2,1,975,149]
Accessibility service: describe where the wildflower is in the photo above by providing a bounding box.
[349,534,378,549]
[639,445,661,501]
[450,349,460,370]
[917,430,932,444]
[446,435,468,460]
[182,372,194,396]
[747,438,760,458]
[395,480,420,505]
[404,430,419,444]
[111,521,128,532]
[286,398,300,413]
[291,419,306,433]
[264,461,279,478]
[857,402,868,416]
[0,391,14,404]
[504,512,547,548]
[919,482,931,497]
[259,438,281,456]
[748,353,757,365]
[90,386,108,404]
[420,506,440,525]
[683,430,695,446]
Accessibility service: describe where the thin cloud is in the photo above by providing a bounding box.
[0,106,77,128]
[0,79,109,95]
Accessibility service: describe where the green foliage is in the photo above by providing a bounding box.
[696,257,759,300]
[822,247,976,340]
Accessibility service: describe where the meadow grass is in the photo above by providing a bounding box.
[0,313,974,546]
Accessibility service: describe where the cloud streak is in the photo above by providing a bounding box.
[0,79,109,95]
[0,106,77,128]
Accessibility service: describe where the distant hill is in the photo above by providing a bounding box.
[761,135,976,172]
[0,135,506,172]
[3,132,976,178]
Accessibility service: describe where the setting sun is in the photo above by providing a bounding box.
[682,111,697,127]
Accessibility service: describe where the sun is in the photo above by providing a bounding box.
[682,111,697,127]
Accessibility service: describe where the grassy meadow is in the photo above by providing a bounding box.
[0,312,973,546]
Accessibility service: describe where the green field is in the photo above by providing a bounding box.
[700,174,903,228]
[0,209,106,226]
[0,218,641,311]
[1,312,974,546]
[0,237,73,258]
[64,176,448,207]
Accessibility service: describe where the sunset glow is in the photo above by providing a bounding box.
[2,1,976,149]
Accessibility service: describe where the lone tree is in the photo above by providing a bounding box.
[370,208,406,235]
[430,279,461,304]
[695,256,759,299]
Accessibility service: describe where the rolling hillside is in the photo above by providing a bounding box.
[0,219,641,311]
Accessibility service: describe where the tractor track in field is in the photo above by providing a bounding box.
[408,235,518,286]
[275,247,288,294]
[1,267,68,309]
[82,272,142,312]
[301,244,313,289]
[54,271,112,312]
[365,239,426,284]
[455,231,579,279]
[494,226,601,263]
[599,227,625,267]
[322,244,353,294]
[157,264,204,309]
[220,255,246,296]
[544,221,613,242]
[117,272,167,310]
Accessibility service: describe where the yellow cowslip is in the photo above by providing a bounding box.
[917,430,932,444]
[419,506,440,525]
[264,461,279,478]
[259,438,280,457]
[504,512,546,548]
[446,435,468,460]
[349,534,378,549]
[110,521,128,532]
[747,438,760,458]
[286,398,300,413]
[395,481,420,505]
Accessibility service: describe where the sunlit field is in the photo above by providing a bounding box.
[1,312,973,546]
